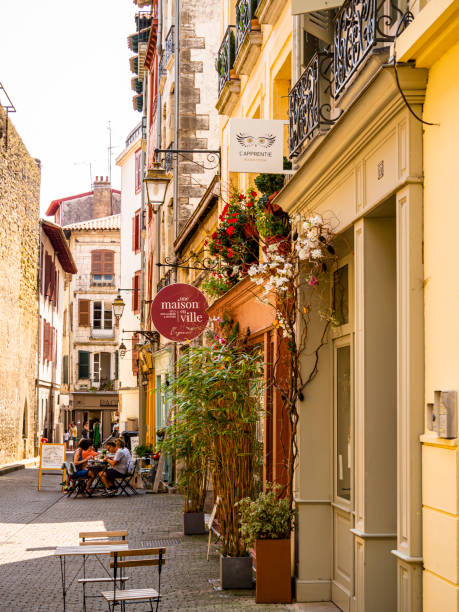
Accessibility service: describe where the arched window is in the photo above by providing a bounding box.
[91,250,114,286]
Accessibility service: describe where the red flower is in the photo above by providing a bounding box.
[227,248,233,258]
[251,190,257,197]
[247,202,253,208]
[226,226,235,237]
[238,194,245,200]
[212,232,218,239]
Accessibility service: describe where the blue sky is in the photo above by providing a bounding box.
[0,0,140,215]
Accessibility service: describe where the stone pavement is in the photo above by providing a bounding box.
[0,469,339,612]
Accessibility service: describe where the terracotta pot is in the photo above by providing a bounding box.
[220,554,253,589]
[183,511,206,535]
[255,538,292,603]
[262,235,291,256]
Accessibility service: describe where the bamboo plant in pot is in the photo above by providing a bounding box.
[160,394,209,535]
[238,484,294,603]
[165,329,263,588]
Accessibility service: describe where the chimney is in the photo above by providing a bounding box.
[93,175,112,219]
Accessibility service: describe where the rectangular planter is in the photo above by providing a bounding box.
[220,554,253,589]
[255,538,292,603]
[183,511,206,535]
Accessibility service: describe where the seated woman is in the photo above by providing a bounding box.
[65,439,98,490]
[99,439,131,495]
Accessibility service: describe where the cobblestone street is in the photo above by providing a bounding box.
[0,468,338,612]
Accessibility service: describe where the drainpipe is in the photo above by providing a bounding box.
[139,117,147,445]
[173,0,180,242]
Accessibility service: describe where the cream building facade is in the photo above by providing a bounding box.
[38,221,77,442]
[116,123,143,432]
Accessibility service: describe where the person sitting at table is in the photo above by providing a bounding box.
[64,439,97,489]
[99,439,131,495]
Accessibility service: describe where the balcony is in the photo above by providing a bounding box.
[216,26,241,116]
[334,0,408,100]
[157,269,172,293]
[233,0,262,76]
[289,52,337,158]
[164,26,174,68]
[255,0,285,26]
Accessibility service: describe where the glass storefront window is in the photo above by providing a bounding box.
[336,344,351,501]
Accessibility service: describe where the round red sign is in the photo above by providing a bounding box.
[150,283,209,342]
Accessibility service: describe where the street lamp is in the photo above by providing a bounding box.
[119,342,127,358]
[144,162,171,213]
[113,293,125,324]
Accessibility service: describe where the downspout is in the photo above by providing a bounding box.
[139,104,147,445]
[173,0,180,242]
[154,0,163,291]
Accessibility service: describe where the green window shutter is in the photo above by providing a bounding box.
[115,350,119,379]
[63,355,69,385]
[78,350,90,379]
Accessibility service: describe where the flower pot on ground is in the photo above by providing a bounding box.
[254,538,291,603]
[237,484,294,603]
[220,555,253,589]
[183,511,206,535]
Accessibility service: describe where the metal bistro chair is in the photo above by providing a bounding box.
[112,460,139,496]
[78,531,129,611]
[102,547,166,611]
[63,462,89,498]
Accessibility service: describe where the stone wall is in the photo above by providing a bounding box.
[0,107,40,465]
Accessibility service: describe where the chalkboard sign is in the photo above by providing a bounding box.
[38,443,66,491]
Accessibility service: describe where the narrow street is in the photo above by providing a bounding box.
[0,468,335,612]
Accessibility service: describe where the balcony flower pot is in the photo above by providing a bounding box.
[183,511,206,535]
[255,538,292,603]
[220,554,253,589]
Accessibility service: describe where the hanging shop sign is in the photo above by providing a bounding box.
[151,283,209,342]
[229,118,285,173]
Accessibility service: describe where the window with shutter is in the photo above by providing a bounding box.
[78,350,90,379]
[63,355,69,385]
[43,322,48,363]
[44,253,51,297]
[78,299,90,326]
[91,250,114,286]
[133,210,141,252]
[103,251,114,274]
[132,271,141,313]
[93,302,102,329]
[132,334,139,375]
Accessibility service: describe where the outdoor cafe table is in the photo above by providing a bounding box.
[54,544,129,610]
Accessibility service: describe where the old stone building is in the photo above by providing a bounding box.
[0,104,40,466]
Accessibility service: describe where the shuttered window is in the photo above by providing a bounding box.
[132,210,141,252]
[63,355,69,385]
[91,250,114,274]
[78,350,90,379]
[132,270,141,313]
[43,321,49,363]
[78,299,90,326]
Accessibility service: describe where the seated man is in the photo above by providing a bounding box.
[100,440,130,495]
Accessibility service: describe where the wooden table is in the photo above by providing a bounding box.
[54,544,129,611]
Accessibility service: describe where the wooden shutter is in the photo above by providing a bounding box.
[102,251,114,274]
[132,272,140,313]
[132,334,139,375]
[78,299,90,326]
[135,149,141,193]
[91,251,103,274]
[43,322,48,363]
[303,10,333,43]
[40,244,44,294]
[44,253,50,296]
[78,350,90,379]
[63,355,69,385]
[39,316,42,362]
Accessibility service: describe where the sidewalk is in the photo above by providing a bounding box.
[0,469,338,611]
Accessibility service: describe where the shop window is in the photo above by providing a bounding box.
[336,344,351,501]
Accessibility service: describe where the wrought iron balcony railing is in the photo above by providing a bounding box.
[289,52,338,158]
[334,0,411,98]
[157,269,172,293]
[216,26,236,96]
[165,26,175,65]
[235,0,259,55]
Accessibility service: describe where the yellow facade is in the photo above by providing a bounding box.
[398,2,459,607]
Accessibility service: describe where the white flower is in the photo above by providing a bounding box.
[311,248,322,259]
[248,265,258,276]
[309,214,323,227]
[255,277,264,285]
[232,266,240,275]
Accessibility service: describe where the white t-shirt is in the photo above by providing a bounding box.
[113,448,132,475]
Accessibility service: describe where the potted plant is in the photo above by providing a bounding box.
[165,329,263,588]
[201,271,236,299]
[237,484,294,603]
[160,406,209,535]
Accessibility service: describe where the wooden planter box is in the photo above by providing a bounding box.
[183,511,206,535]
[220,555,253,589]
[255,538,292,603]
